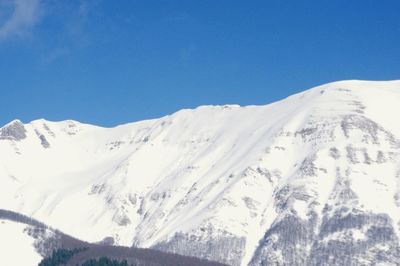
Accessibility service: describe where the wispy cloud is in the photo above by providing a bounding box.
[0,0,42,40]
[40,0,96,63]
[0,0,98,63]
[64,0,95,43]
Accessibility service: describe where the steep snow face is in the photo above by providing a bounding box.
[1,80,400,265]
[0,219,43,266]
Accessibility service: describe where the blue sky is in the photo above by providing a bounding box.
[1,0,399,127]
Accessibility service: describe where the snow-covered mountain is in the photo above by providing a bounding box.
[1,80,400,265]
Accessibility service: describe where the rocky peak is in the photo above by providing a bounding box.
[0,119,27,141]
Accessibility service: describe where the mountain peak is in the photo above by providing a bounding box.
[0,119,27,141]
[1,119,23,128]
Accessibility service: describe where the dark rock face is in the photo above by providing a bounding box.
[0,120,27,141]
[39,135,50,148]
[35,130,50,148]
[153,232,246,266]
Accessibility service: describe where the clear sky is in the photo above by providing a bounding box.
[1,0,399,127]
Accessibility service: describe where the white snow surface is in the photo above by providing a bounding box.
[0,219,42,266]
[1,80,400,265]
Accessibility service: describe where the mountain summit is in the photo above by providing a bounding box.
[1,80,400,265]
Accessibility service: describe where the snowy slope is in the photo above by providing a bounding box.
[1,80,400,265]
[0,219,43,266]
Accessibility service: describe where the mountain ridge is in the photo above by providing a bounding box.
[4,79,399,130]
[1,79,400,265]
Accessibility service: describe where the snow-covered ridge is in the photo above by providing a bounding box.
[1,80,400,266]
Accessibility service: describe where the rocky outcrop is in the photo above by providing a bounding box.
[0,120,27,141]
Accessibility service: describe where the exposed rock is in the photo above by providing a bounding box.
[35,129,50,148]
[0,120,27,141]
